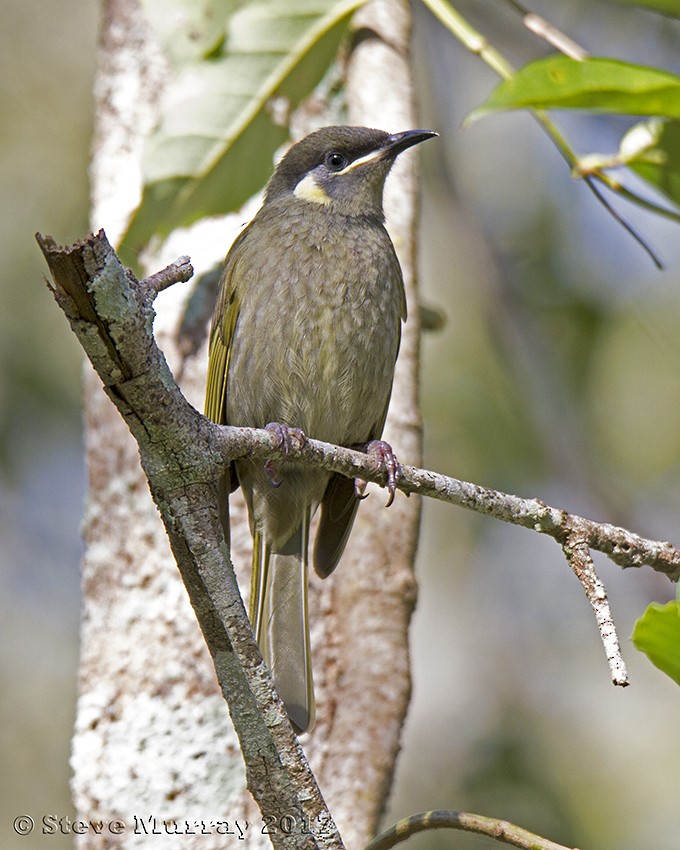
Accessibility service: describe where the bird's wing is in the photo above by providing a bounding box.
[314,253,404,579]
[313,473,361,579]
[205,247,244,424]
[205,235,249,516]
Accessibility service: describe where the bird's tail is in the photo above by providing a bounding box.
[249,511,315,733]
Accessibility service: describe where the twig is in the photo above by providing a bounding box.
[420,0,666,266]
[366,810,578,850]
[501,0,588,60]
[580,175,663,269]
[574,157,680,228]
[212,425,680,582]
[562,533,628,686]
[141,255,194,296]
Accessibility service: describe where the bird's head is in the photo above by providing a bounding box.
[264,125,436,218]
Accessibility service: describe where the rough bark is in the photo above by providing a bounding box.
[40,231,344,850]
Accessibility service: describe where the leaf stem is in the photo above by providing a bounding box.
[419,0,514,79]
[419,0,671,263]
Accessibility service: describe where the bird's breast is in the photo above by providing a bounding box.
[225,211,403,446]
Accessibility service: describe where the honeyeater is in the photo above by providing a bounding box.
[205,125,436,732]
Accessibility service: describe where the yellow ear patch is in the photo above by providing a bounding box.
[294,173,332,205]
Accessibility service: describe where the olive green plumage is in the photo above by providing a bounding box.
[206,125,435,733]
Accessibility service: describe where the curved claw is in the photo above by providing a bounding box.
[354,478,370,500]
[365,439,401,507]
[264,458,282,487]
[264,422,306,487]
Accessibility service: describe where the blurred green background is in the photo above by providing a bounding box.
[1,0,95,846]
[3,1,680,849]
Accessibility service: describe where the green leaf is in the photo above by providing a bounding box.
[119,0,365,264]
[467,56,680,124]
[626,119,680,207]
[140,0,239,65]
[609,0,680,18]
[631,599,680,685]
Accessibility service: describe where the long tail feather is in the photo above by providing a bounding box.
[250,513,315,733]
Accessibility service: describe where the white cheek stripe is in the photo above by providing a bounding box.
[293,172,332,205]
[334,147,384,175]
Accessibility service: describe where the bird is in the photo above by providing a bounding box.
[205,125,436,733]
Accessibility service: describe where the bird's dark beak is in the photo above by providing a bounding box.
[381,129,438,158]
[330,129,437,176]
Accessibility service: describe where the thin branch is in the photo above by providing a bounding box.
[580,175,663,269]
[141,255,194,296]
[38,232,680,801]
[420,0,515,79]
[562,533,628,686]
[575,161,680,227]
[213,425,680,582]
[501,0,588,60]
[420,0,667,265]
[366,810,577,850]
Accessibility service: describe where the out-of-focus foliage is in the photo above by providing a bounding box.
[632,597,680,684]
[470,56,680,120]
[611,0,680,16]
[120,0,365,264]
[626,119,680,207]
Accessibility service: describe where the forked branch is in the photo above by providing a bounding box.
[38,229,677,850]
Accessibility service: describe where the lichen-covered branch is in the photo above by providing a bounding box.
[215,425,680,582]
[562,532,628,686]
[38,226,678,849]
[216,400,678,687]
[37,229,344,850]
[40,225,680,726]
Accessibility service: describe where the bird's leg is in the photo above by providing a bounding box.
[353,439,402,507]
[264,422,306,487]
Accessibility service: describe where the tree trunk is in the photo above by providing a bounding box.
[71,0,423,846]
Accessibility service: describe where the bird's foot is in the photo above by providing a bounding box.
[354,439,401,507]
[264,422,306,488]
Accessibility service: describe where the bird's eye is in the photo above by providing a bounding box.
[325,151,347,172]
